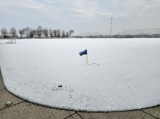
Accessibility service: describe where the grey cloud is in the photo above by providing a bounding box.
[0,0,160,35]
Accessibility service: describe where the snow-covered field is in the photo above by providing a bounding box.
[0,38,160,112]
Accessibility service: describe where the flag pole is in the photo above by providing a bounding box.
[86,54,88,64]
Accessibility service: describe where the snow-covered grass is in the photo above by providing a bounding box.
[0,38,160,112]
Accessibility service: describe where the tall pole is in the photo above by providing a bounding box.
[82,23,84,38]
[110,17,113,38]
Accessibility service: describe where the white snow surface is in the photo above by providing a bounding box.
[0,38,160,112]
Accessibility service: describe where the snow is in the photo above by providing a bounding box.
[0,38,160,112]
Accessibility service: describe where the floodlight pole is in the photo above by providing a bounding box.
[148,29,149,38]
[122,30,124,38]
[110,17,113,38]
[82,23,84,38]
[141,31,143,38]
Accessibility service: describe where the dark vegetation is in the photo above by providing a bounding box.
[0,26,74,39]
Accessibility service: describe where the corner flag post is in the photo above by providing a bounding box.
[79,49,100,66]
[79,49,88,64]
[86,54,88,64]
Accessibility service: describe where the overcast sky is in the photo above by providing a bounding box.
[0,0,160,35]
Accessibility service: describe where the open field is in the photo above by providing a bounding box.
[0,38,160,112]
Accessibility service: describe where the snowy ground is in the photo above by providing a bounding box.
[0,38,160,112]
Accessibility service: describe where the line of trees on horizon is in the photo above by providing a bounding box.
[1,26,74,39]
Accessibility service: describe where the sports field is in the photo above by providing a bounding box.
[0,38,160,111]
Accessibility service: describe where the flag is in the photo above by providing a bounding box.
[79,49,87,56]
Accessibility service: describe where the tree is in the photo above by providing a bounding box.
[66,32,69,37]
[24,27,31,38]
[10,27,17,38]
[57,29,61,38]
[69,30,74,38]
[49,29,53,38]
[62,30,65,38]
[19,28,25,39]
[1,28,8,38]
[37,26,43,38]
[32,29,37,38]
[43,28,48,38]
[30,29,36,38]
[53,30,57,37]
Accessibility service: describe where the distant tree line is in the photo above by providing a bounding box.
[1,26,74,39]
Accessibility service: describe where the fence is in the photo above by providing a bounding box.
[79,32,100,38]
[119,28,160,38]
[73,28,160,38]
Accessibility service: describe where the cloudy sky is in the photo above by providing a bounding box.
[0,0,160,35]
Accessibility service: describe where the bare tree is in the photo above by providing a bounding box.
[57,29,61,38]
[29,29,33,38]
[49,29,53,38]
[66,32,69,37]
[32,29,37,38]
[62,30,65,38]
[30,29,36,38]
[1,28,8,38]
[43,28,48,38]
[37,26,43,38]
[19,28,25,39]
[10,27,17,38]
[53,30,57,37]
[69,30,74,38]
[24,27,31,38]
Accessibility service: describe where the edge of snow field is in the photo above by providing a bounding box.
[1,38,160,112]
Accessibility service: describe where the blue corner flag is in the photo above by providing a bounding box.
[79,49,87,56]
